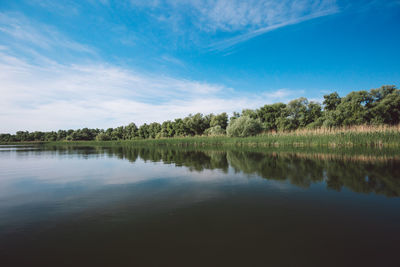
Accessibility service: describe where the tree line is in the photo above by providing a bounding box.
[1,85,399,142]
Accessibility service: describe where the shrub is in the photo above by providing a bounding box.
[226,116,262,137]
[96,133,111,141]
[204,125,226,136]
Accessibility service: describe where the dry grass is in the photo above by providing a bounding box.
[262,124,400,136]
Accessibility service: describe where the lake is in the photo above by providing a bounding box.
[0,145,399,266]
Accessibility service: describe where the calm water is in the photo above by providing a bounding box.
[0,145,400,267]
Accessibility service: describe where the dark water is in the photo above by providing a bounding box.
[0,145,400,267]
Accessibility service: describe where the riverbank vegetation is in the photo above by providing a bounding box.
[1,85,399,144]
[34,124,397,148]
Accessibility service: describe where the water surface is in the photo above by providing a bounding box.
[0,145,399,266]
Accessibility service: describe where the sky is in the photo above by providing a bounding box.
[0,0,399,133]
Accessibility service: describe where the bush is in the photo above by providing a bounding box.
[96,133,111,141]
[204,125,226,136]
[226,116,262,137]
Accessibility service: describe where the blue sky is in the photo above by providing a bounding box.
[1,0,399,132]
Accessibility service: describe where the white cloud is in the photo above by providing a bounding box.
[0,49,303,133]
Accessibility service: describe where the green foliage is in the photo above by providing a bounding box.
[183,113,210,135]
[210,112,228,129]
[124,123,138,139]
[366,85,400,124]
[256,103,286,131]
[273,98,322,131]
[323,92,341,111]
[148,122,161,138]
[158,121,175,138]
[204,125,226,136]
[96,132,111,141]
[138,123,150,139]
[241,109,258,119]
[226,115,263,137]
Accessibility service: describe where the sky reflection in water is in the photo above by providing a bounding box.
[0,145,399,267]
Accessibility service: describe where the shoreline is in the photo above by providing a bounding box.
[2,130,400,148]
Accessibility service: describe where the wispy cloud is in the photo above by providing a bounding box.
[189,0,338,32]
[0,12,95,56]
[129,0,339,50]
[209,5,339,50]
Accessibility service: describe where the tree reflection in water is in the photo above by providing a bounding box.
[40,145,400,197]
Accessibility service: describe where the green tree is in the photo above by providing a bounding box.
[148,122,161,138]
[336,90,370,126]
[184,113,210,136]
[366,85,400,124]
[125,123,138,139]
[210,112,228,129]
[96,132,111,141]
[323,92,341,111]
[256,103,286,131]
[138,124,150,139]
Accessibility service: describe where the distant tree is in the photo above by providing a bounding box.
[96,132,111,141]
[184,113,209,136]
[148,122,161,138]
[111,126,124,140]
[210,112,228,129]
[124,123,138,139]
[159,121,175,138]
[241,109,257,119]
[57,130,67,141]
[173,118,188,136]
[256,103,286,131]
[45,131,57,141]
[365,85,400,124]
[336,90,370,126]
[323,92,341,111]
[138,124,150,139]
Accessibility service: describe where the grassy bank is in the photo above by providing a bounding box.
[2,125,399,148]
[46,125,400,148]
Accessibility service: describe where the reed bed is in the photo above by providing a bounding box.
[6,125,400,148]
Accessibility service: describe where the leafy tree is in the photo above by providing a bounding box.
[365,85,400,124]
[241,109,257,119]
[184,113,210,136]
[148,122,161,138]
[173,118,188,136]
[111,126,124,140]
[256,103,286,131]
[96,132,111,141]
[124,123,138,139]
[138,124,150,139]
[336,90,370,126]
[323,92,341,111]
[159,121,175,138]
[210,112,228,129]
